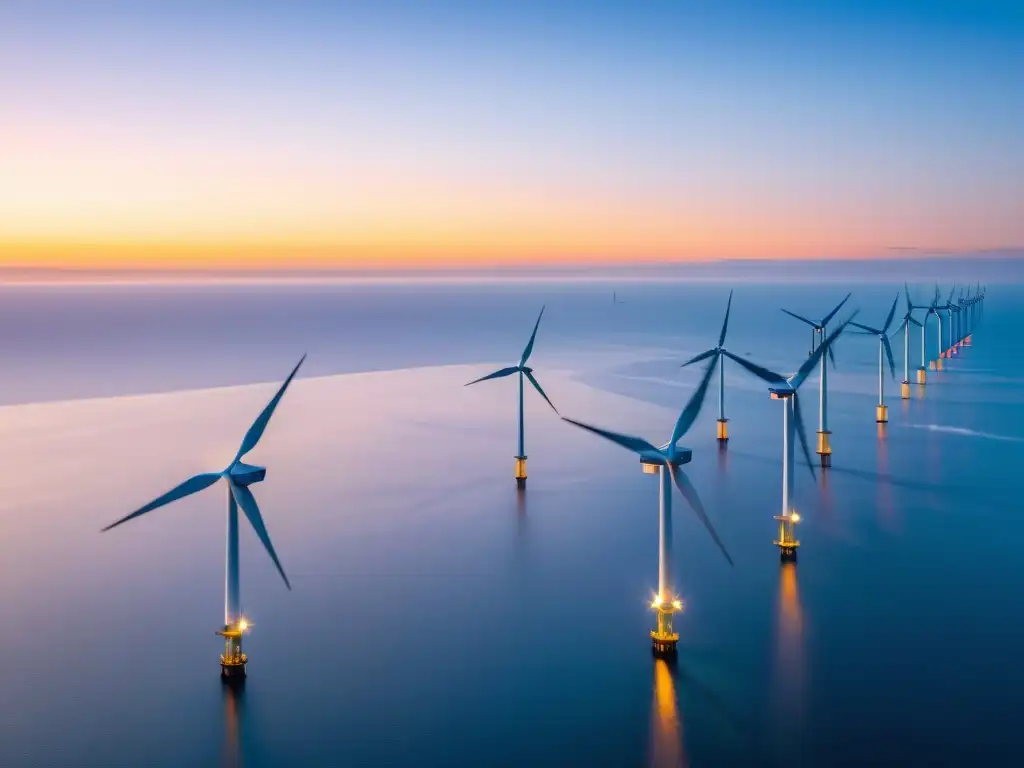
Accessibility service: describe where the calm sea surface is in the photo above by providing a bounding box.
[0,279,1021,766]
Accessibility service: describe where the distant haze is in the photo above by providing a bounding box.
[1,255,1021,285]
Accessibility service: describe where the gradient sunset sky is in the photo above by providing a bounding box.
[2,0,1021,270]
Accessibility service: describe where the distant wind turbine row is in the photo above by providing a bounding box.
[102,282,986,677]
[466,282,984,656]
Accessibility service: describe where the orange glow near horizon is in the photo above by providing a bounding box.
[2,203,1012,271]
[2,136,1011,270]
[4,107,1017,271]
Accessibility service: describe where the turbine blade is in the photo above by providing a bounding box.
[669,463,733,567]
[821,292,853,326]
[235,355,306,463]
[849,321,880,334]
[717,289,734,348]
[882,336,896,380]
[780,308,818,328]
[827,343,837,369]
[102,473,221,532]
[883,295,899,334]
[519,306,545,367]
[670,356,718,448]
[904,282,913,313]
[464,366,519,386]
[791,393,817,482]
[229,481,291,590]
[909,316,923,328]
[721,350,787,386]
[524,370,558,414]
[560,417,660,458]
[680,348,717,368]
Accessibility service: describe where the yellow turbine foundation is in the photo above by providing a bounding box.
[650,600,680,657]
[900,381,911,399]
[716,418,729,441]
[876,404,888,423]
[217,624,248,682]
[816,430,832,468]
[514,456,527,489]
[917,368,927,384]
[936,358,944,370]
[774,514,800,562]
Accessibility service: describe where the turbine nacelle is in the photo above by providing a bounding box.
[648,446,693,466]
[227,462,266,487]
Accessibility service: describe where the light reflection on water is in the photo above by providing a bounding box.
[875,421,899,533]
[648,659,686,768]
[222,685,244,768]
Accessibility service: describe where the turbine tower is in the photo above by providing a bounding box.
[102,356,305,681]
[851,296,899,423]
[561,357,732,657]
[954,287,965,351]
[938,285,960,359]
[908,286,935,385]
[465,306,558,488]
[780,293,851,468]
[898,284,924,399]
[929,286,945,371]
[680,290,734,444]
[725,317,853,561]
[957,286,971,348]
[965,283,983,343]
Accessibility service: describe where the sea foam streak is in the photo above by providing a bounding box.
[905,423,1024,443]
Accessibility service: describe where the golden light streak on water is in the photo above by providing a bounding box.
[771,562,806,759]
[648,659,687,768]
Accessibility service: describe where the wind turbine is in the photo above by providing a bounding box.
[908,286,934,385]
[465,306,558,488]
[851,296,899,423]
[938,285,960,359]
[955,286,968,349]
[724,316,854,561]
[680,290,734,444]
[929,286,945,371]
[780,293,852,468]
[561,356,732,657]
[975,284,986,334]
[964,284,981,344]
[898,284,924,399]
[102,356,305,681]
[957,286,971,348]
[911,287,938,380]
